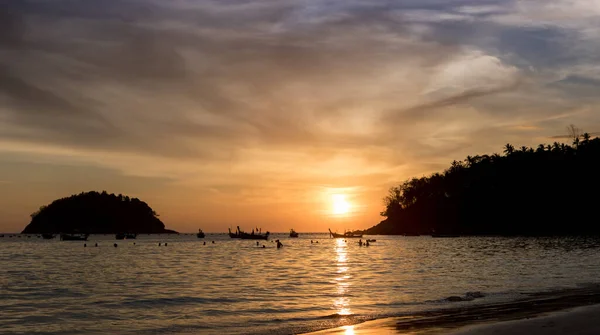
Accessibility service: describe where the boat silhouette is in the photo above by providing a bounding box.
[115,233,137,240]
[328,228,362,238]
[60,233,89,241]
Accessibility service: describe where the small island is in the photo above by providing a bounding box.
[21,191,177,234]
[365,131,600,236]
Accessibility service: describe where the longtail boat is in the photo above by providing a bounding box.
[60,233,89,241]
[228,227,241,238]
[230,226,269,240]
[289,229,299,238]
[328,228,362,238]
[196,229,205,238]
[239,231,270,240]
[115,233,137,240]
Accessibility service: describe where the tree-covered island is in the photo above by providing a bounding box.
[365,130,600,236]
[21,191,177,234]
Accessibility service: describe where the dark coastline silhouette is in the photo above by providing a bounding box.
[21,191,177,234]
[365,132,600,236]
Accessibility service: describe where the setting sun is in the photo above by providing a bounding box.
[332,194,351,215]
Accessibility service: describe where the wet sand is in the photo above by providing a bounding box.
[303,285,600,335]
[449,304,600,335]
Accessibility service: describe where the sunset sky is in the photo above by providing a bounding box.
[2,0,600,233]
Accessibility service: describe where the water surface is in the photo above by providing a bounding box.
[2,234,600,334]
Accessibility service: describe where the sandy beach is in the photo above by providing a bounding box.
[449,304,600,335]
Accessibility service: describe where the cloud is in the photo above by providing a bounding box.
[2,0,600,231]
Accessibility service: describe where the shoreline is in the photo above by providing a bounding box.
[302,285,600,334]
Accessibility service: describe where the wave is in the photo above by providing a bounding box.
[118,296,248,308]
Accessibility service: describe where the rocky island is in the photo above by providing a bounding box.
[21,191,177,234]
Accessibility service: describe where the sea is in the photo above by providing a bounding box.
[2,233,600,334]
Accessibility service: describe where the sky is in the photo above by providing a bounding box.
[2,0,600,233]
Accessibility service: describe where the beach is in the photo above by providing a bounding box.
[450,304,600,335]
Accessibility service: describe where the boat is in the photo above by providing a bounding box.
[328,228,363,238]
[229,226,269,240]
[239,231,270,240]
[115,233,137,240]
[41,233,55,239]
[239,228,270,240]
[60,233,89,241]
[196,229,205,238]
[228,227,241,238]
[289,229,299,238]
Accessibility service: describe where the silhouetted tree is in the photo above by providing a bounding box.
[503,143,515,155]
[367,134,600,236]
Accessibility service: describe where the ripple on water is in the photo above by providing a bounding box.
[2,234,600,334]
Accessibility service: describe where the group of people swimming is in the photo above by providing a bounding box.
[256,240,284,248]
[358,239,370,247]
[84,238,372,249]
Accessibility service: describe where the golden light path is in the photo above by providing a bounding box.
[334,238,352,316]
[341,325,355,335]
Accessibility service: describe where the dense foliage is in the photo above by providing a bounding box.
[366,132,600,236]
[22,191,175,234]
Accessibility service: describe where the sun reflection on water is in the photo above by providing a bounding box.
[342,325,355,335]
[334,239,352,316]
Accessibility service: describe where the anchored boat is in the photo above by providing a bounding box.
[115,233,137,240]
[328,228,363,238]
[60,233,89,241]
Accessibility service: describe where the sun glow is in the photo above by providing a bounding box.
[332,194,351,215]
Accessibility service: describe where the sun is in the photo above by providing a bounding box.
[332,194,351,215]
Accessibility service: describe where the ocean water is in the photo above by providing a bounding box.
[2,233,600,334]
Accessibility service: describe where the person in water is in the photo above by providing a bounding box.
[276,240,283,248]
